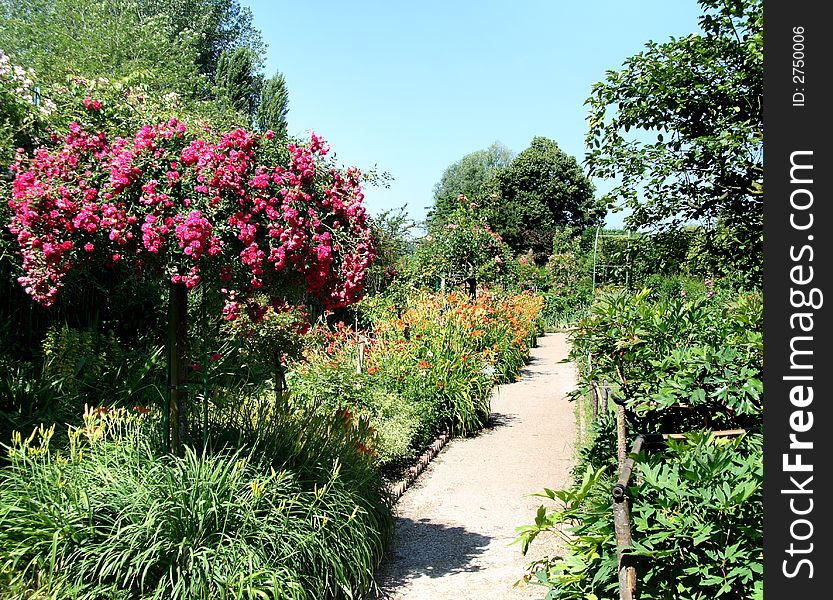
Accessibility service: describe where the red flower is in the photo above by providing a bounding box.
[83,96,102,111]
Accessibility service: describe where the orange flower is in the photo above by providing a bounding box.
[335,407,353,426]
[354,441,374,455]
[418,359,431,369]
[367,365,378,375]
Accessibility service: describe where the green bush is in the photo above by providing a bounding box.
[291,290,542,467]
[538,288,591,330]
[570,288,762,430]
[517,433,762,600]
[0,326,166,448]
[518,287,763,598]
[0,402,392,600]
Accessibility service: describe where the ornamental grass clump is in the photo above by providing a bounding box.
[0,404,392,600]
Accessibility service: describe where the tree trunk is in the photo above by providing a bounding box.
[167,282,188,455]
[465,276,477,299]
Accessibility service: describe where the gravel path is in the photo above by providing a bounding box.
[370,332,578,600]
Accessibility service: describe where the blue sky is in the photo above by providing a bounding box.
[243,0,703,229]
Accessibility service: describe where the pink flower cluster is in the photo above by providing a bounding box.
[8,115,376,315]
[83,96,101,111]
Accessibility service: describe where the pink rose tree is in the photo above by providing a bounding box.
[8,115,375,451]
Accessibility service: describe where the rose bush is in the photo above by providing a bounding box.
[7,111,375,315]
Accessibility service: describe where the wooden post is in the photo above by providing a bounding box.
[601,379,609,415]
[612,434,643,600]
[356,336,365,374]
[589,382,599,422]
[616,404,627,470]
[465,276,477,299]
[612,489,637,600]
[167,282,188,455]
[274,360,286,403]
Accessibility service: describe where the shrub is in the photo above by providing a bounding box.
[291,290,543,466]
[0,402,392,600]
[518,287,763,598]
[517,433,762,600]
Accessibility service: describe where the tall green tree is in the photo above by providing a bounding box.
[215,46,261,118]
[256,72,289,136]
[0,0,205,95]
[584,0,763,248]
[486,136,602,261]
[364,206,415,294]
[428,142,513,226]
[136,0,265,80]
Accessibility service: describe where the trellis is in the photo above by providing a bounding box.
[591,225,634,291]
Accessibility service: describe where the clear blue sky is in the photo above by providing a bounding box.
[243,0,703,229]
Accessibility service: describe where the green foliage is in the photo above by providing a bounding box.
[537,289,591,331]
[292,291,543,468]
[215,46,262,120]
[515,465,617,599]
[518,433,762,600]
[641,273,705,302]
[629,433,763,599]
[136,0,265,80]
[572,288,761,429]
[365,206,416,295]
[0,326,166,445]
[0,50,47,169]
[519,287,763,598]
[408,196,515,290]
[486,136,602,260]
[429,142,514,226]
[256,72,289,136]
[41,325,120,390]
[547,226,589,295]
[0,0,271,147]
[290,365,422,468]
[515,256,549,292]
[0,400,391,599]
[0,0,206,97]
[585,0,763,247]
[684,218,762,289]
[222,300,309,372]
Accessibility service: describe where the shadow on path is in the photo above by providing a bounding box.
[487,412,518,429]
[369,518,493,597]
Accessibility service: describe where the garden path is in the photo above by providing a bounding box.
[370,332,578,600]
